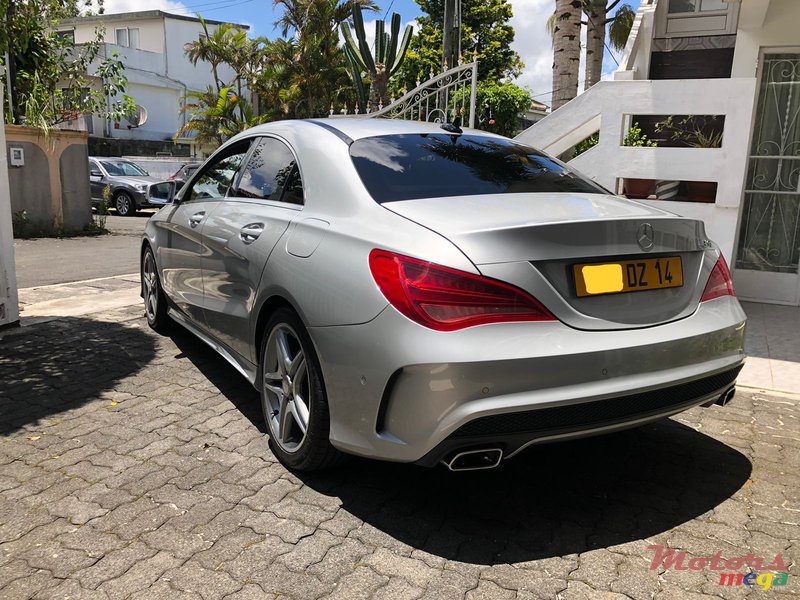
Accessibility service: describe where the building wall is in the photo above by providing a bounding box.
[164,18,239,94]
[59,13,244,145]
[67,17,166,53]
[732,0,800,78]
[5,126,92,233]
[107,82,184,141]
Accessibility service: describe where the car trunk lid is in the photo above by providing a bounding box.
[384,193,712,330]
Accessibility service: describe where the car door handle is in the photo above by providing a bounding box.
[189,212,206,228]
[239,223,264,244]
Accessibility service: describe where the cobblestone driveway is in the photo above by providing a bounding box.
[1,305,798,599]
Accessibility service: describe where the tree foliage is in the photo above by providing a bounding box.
[264,0,377,116]
[394,0,523,94]
[0,0,134,130]
[473,81,532,138]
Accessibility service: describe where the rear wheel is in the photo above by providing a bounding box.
[260,308,343,471]
[141,246,171,332]
[115,191,136,216]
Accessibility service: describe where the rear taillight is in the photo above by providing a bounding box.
[369,249,556,331]
[700,254,735,302]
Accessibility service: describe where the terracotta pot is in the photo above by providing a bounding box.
[686,181,717,202]
[623,178,654,199]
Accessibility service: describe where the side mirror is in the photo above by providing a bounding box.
[147,181,178,206]
[90,170,102,179]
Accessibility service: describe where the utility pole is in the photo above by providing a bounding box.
[442,0,460,71]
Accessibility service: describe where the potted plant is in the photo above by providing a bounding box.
[655,116,723,202]
[622,123,657,199]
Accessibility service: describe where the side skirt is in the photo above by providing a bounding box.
[167,308,258,386]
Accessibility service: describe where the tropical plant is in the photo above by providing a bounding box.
[341,5,413,110]
[655,115,724,148]
[574,132,599,156]
[472,82,532,137]
[263,0,377,118]
[623,122,657,147]
[177,86,267,146]
[184,17,266,102]
[393,0,523,94]
[582,0,634,90]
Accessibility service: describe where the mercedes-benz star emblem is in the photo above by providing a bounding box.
[637,223,655,251]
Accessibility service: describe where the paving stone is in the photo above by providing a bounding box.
[163,560,242,600]
[2,309,800,599]
[98,551,185,600]
[73,541,158,590]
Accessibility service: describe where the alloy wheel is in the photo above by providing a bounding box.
[142,251,158,322]
[116,193,132,216]
[263,324,311,453]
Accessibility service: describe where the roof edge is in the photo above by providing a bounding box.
[59,10,250,30]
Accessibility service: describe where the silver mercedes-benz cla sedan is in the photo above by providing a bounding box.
[141,118,746,471]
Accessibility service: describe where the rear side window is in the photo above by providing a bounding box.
[350,134,606,203]
[234,137,304,205]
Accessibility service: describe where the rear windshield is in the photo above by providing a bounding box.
[349,133,606,203]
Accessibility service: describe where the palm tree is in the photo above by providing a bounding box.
[268,0,377,117]
[184,17,267,102]
[176,86,267,146]
[583,0,634,90]
[551,0,582,111]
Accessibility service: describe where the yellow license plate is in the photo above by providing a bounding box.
[573,256,683,297]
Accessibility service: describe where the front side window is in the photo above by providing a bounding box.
[350,134,606,204]
[187,141,250,202]
[234,137,304,205]
[100,160,148,176]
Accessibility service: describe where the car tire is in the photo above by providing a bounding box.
[259,308,344,471]
[115,191,136,216]
[141,245,171,333]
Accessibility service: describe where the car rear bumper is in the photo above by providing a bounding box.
[308,296,746,464]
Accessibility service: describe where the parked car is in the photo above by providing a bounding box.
[141,119,746,472]
[167,162,201,191]
[89,157,174,216]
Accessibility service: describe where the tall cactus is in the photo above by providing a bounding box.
[341,4,413,111]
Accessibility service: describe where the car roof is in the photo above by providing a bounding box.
[242,118,506,143]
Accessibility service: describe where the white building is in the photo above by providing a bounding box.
[516,0,800,306]
[56,10,248,149]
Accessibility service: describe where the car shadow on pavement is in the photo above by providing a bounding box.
[299,421,752,564]
[168,327,266,432]
[0,317,157,435]
[165,326,753,565]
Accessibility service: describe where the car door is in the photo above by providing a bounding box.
[201,136,305,363]
[88,159,105,199]
[155,139,252,326]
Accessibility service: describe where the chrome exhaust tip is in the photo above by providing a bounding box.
[443,448,503,471]
[716,386,736,406]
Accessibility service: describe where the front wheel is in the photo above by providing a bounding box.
[260,308,343,471]
[141,246,171,332]
[115,191,136,216]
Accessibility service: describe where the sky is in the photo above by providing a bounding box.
[101,0,641,107]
